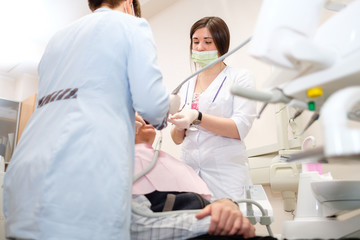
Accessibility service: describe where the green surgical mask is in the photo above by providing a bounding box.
[191,50,219,67]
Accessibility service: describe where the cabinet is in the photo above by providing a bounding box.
[17,94,37,144]
[0,98,20,162]
[0,94,36,163]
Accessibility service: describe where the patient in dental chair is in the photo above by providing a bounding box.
[131,114,256,239]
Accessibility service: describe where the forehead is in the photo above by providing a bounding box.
[192,27,212,39]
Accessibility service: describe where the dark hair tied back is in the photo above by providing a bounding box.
[88,0,125,12]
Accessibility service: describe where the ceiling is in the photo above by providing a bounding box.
[0,0,178,81]
[140,0,177,19]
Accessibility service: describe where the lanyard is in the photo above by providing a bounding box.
[212,76,227,103]
[183,75,227,107]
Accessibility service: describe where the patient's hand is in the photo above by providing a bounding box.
[195,198,255,238]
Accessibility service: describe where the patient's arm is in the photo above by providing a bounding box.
[131,195,211,239]
[195,198,256,238]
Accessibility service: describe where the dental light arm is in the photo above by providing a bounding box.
[249,0,328,70]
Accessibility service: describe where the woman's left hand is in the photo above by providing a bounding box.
[168,109,198,129]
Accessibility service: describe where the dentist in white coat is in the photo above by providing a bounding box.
[3,1,174,239]
[169,17,256,200]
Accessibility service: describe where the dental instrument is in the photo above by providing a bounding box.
[133,131,163,183]
[295,112,320,136]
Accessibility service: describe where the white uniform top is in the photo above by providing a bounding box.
[3,8,169,240]
[179,66,256,200]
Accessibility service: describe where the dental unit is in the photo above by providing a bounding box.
[230,0,360,238]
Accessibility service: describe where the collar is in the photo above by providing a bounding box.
[94,8,112,13]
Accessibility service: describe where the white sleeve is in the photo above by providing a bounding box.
[131,195,210,240]
[127,19,169,129]
[230,70,257,140]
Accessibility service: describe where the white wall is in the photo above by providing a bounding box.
[14,74,39,102]
[0,75,16,101]
[0,73,38,102]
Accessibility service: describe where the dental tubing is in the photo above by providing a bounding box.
[133,131,163,183]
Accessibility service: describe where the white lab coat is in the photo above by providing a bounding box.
[178,66,256,200]
[3,8,169,240]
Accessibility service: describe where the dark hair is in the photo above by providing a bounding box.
[190,17,230,56]
[133,0,141,17]
[88,0,141,17]
[88,0,124,12]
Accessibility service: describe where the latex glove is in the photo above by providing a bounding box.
[135,120,143,134]
[169,94,181,115]
[135,112,145,134]
[168,108,198,130]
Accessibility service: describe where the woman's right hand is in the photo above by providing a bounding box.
[135,112,146,133]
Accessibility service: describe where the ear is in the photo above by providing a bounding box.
[124,0,134,14]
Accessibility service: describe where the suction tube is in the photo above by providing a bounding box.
[133,131,163,183]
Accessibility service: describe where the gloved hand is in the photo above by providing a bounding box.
[135,120,143,134]
[135,112,145,134]
[169,94,181,115]
[168,108,198,130]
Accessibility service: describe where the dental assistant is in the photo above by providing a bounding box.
[3,0,170,239]
[169,17,256,200]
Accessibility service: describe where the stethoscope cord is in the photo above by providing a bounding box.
[171,36,252,95]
